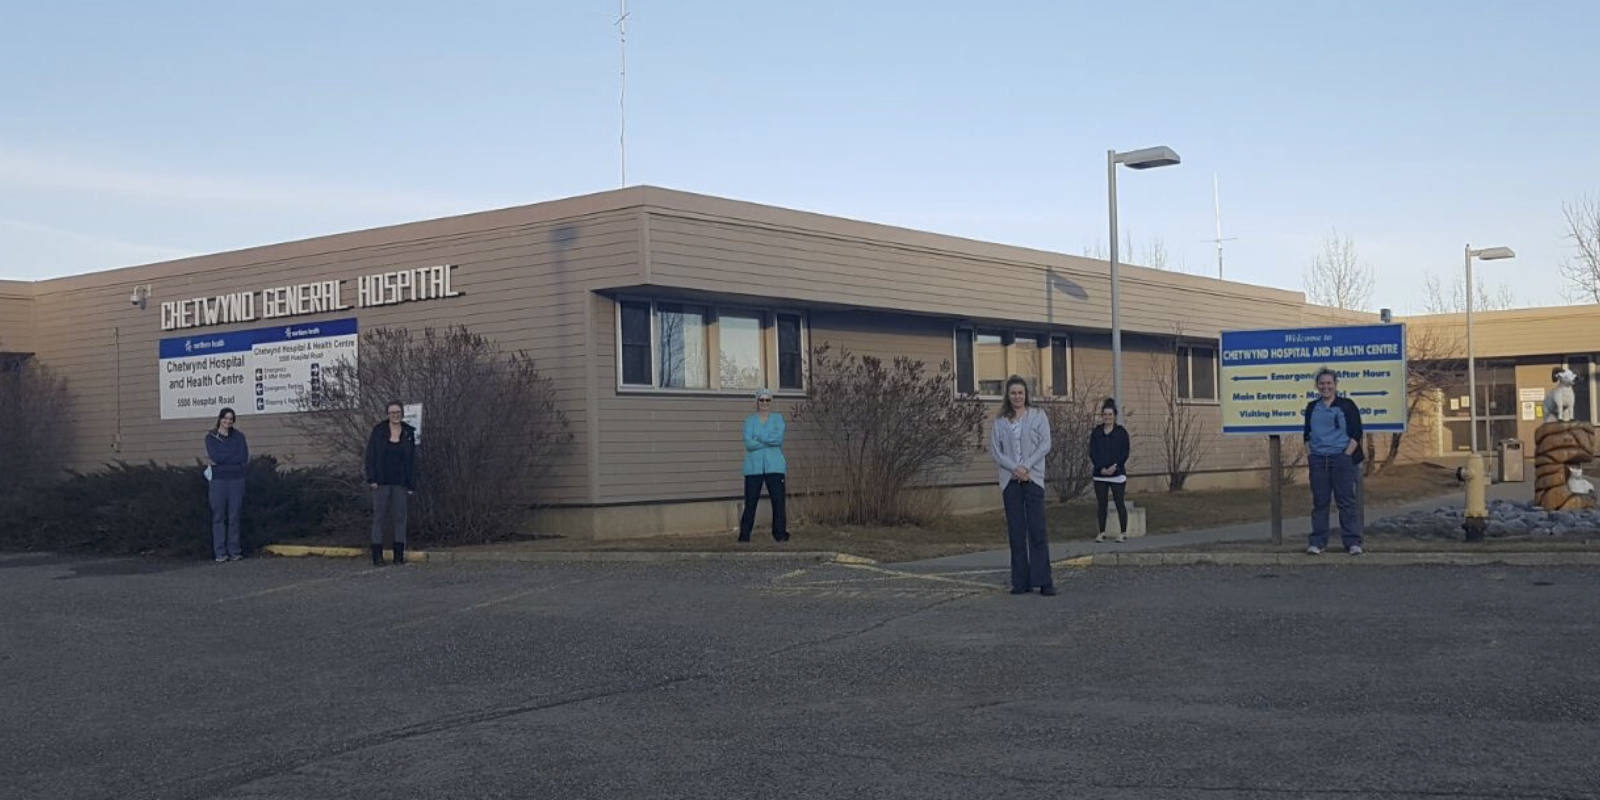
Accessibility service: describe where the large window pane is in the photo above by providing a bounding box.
[657,303,708,389]
[1013,335,1043,398]
[1177,346,1192,399]
[955,330,975,395]
[620,301,652,385]
[1191,346,1216,400]
[976,332,1006,396]
[1051,337,1069,397]
[777,314,803,390]
[718,313,765,390]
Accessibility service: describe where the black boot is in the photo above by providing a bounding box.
[393,542,406,565]
[371,544,386,566]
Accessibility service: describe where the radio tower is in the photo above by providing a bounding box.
[1209,173,1238,279]
[616,0,630,187]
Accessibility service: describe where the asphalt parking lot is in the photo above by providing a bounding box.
[3,552,1598,800]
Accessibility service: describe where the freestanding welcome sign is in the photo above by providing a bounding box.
[1217,323,1409,542]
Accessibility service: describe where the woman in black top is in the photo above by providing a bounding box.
[1089,399,1131,543]
[364,401,417,565]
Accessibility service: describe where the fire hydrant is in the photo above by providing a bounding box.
[1460,453,1488,542]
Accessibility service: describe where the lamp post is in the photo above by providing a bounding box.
[1108,146,1181,418]
[1464,244,1515,454]
[1461,244,1514,543]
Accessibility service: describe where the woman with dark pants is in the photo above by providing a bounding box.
[990,376,1055,596]
[738,388,788,542]
[1090,399,1131,543]
[204,407,248,563]
[365,401,417,565]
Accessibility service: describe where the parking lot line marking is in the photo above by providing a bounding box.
[837,563,998,591]
[775,568,809,580]
[388,578,589,631]
[216,570,385,603]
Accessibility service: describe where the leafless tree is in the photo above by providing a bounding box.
[1147,342,1212,492]
[1082,234,1187,273]
[1421,272,1517,313]
[1303,228,1374,311]
[0,348,72,495]
[1041,375,1111,502]
[791,344,987,525]
[1560,195,1600,304]
[289,326,571,544]
[1365,322,1465,475]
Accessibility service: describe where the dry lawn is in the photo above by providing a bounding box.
[433,464,1469,563]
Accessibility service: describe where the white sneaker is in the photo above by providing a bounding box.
[1348,545,1363,556]
[1115,534,1127,543]
[214,556,228,563]
[1305,546,1323,555]
[1095,533,1108,543]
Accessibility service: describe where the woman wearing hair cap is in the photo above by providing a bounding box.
[738,388,789,542]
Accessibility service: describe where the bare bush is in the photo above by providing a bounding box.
[1042,376,1111,503]
[791,344,986,526]
[0,351,72,495]
[1149,348,1213,492]
[289,326,571,544]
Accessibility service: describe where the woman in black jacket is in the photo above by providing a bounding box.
[364,400,417,565]
[1089,399,1132,543]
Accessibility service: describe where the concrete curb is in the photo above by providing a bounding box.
[1083,552,1600,567]
[261,543,875,566]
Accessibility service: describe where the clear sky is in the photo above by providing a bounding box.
[3,1,1596,313]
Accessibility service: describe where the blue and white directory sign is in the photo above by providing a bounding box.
[159,318,358,420]
[1219,324,1408,435]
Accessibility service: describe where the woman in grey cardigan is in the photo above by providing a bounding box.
[990,376,1055,596]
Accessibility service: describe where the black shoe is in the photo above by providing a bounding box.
[736,536,751,543]
[1039,586,1058,597]
[371,544,386,566]
[393,542,406,565]
[774,535,790,543]
[1009,587,1030,595]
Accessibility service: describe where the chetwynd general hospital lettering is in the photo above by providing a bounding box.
[160,265,462,331]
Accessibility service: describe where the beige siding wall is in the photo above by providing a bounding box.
[1402,306,1600,358]
[0,281,34,352]
[643,208,1309,340]
[27,209,646,506]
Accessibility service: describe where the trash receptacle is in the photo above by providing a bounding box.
[1497,439,1524,482]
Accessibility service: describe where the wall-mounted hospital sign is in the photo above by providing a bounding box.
[1218,324,1408,435]
[159,318,358,420]
[159,264,462,331]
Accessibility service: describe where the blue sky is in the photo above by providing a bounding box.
[3,1,1596,312]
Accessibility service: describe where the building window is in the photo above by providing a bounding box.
[616,299,807,392]
[955,329,1066,398]
[777,314,804,391]
[718,313,765,390]
[1178,344,1218,401]
[619,301,653,386]
[658,303,709,389]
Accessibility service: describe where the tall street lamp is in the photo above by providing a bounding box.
[1108,145,1181,417]
[1465,244,1515,454]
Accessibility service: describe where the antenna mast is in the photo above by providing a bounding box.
[616,0,630,187]
[1209,172,1238,279]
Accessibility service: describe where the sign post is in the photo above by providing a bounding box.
[1220,324,1408,544]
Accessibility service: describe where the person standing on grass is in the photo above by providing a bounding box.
[204,407,249,563]
[1303,367,1364,556]
[738,388,789,543]
[365,400,417,566]
[991,376,1055,596]
[1089,398,1131,543]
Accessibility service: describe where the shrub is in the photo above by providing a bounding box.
[288,325,572,545]
[0,353,72,495]
[1042,379,1112,503]
[791,344,986,525]
[0,457,360,557]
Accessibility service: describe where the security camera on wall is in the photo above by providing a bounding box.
[130,291,144,307]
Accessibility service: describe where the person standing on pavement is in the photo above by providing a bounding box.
[365,401,417,565]
[991,376,1055,596]
[204,407,249,563]
[1303,368,1364,556]
[1089,399,1131,543]
[738,388,788,543]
